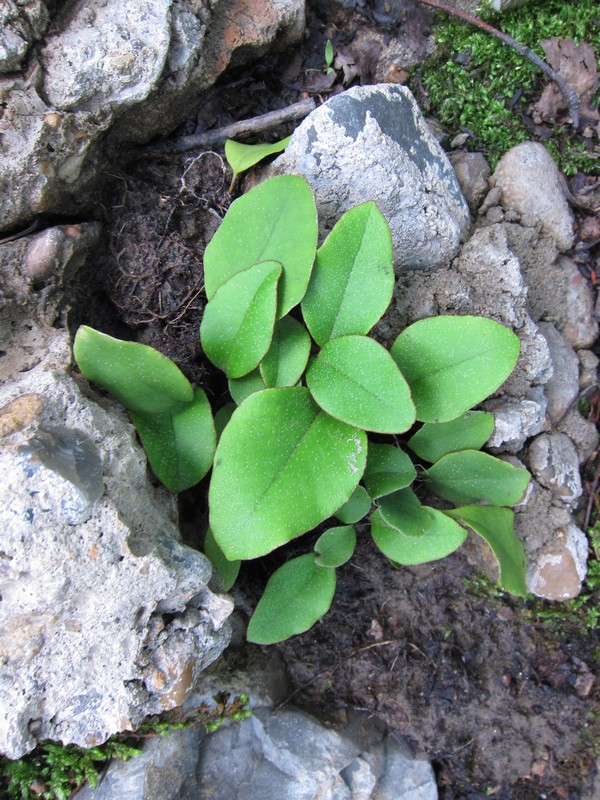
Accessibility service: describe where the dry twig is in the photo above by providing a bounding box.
[144,98,317,157]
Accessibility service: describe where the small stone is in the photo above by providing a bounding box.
[0,394,45,436]
[492,142,574,251]
[268,84,471,270]
[538,322,580,423]
[448,151,491,214]
[527,433,582,504]
[527,524,587,600]
[578,350,599,389]
[557,407,599,464]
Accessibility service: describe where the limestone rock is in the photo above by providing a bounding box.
[0,1,49,73]
[268,84,471,270]
[448,151,491,214]
[527,433,582,504]
[492,142,574,251]
[538,322,580,424]
[527,525,588,600]
[0,222,101,384]
[558,407,599,465]
[0,0,306,232]
[79,647,437,800]
[0,340,232,758]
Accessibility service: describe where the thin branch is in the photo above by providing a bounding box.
[417,0,580,128]
[144,98,317,157]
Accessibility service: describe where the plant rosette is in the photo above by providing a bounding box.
[74,175,530,645]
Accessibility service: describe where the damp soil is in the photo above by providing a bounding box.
[74,1,600,797]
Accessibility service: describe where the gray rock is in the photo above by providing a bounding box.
[578,350,599,390]
[0,1,49,73]
[538,322,580,424]
[484,396,547,453]
[527,523,588,601]
[492,142,574,251]
[527,433,582,504]
[76,727,205,800]
[196,708,437,800]
[268,84,471,270]
[0,339,232,758]
[79,647,437,800]
[558,407,599,464]
[1,0,305,231]
[0,222,102,384]
[448,151,491,214]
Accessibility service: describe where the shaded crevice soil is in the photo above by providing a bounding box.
[257,535,598,799]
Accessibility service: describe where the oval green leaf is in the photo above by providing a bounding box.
[260,316,311,388]
[204,175,318,318]
[129,387,215,493]
[390,316,520,423]
[334,485,371,524]
[247,553,336,644]
[204,527,240,592]
[306,335,416,433]
[372,489,467,565]
[426,450,530,506]
[225,136,291,177]
[444,505,527,596]
[301,202,394,346]
[73,326,193,414]
[228,369,267,405]
[209,387,367,560]
[363,443,416,499]
[315,525,357,568]
[200,260,281,379]
[214,403,236,440]
[408,411,495,463]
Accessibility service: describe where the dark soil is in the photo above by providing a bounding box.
[75,1,600,797]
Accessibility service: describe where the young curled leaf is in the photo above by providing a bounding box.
[444,505,527,596]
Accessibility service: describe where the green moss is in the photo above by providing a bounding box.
[411,0,600,173]
[0,693,250,800]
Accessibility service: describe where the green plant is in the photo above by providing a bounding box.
[412,0,600,174]
[324,39,335,75]
[74,175,530,644]
[0,693,250,800]
[225,136,291,187]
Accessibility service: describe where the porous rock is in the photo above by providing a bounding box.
[448,151,491,214]
[80,646,438,800]
[527,433,582,504]
[0,337,232,758]
[492,142,574,251]
[268,83,471,270]
[527,524,588,601]
[1,0,305,231]
[0,1,49,73]
[537,322,580,424]
[557,407,599,465]
[0,222,101,384]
